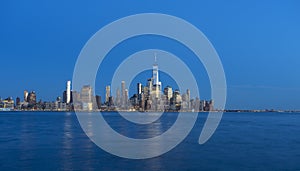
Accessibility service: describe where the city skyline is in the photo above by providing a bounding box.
[1,52,299,111]
[1,1,300,110]
[0,57,215,112]
[1,54,298,111]
[1,2,300,170]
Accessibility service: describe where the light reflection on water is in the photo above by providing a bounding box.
[20,115,34,168]
[62,113,73,170]
[0,112,300,170]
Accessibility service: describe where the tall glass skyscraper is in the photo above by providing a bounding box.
[66,81,71,104]
[152,54,161,98]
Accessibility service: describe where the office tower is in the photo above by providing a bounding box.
[152,55,162,98]
[137,83,142,94]
[129,94,138,107]
[164,86,173,101]
[121,81,125,106]
[173,90,182,103]
[116,88,120,107]
[170,90,182,111]
[124,89,128,107]
[161,94,168,110]
[209,100,214,111]
[186,89,190,102]
[108,96,114,107]
[145,99,152,111]
[95,95,101,109]
[72,91,80,103]
[66,81,71,104]
[153,63,159,85]
[63,91,67,103]
[24,90,28,102]
[147,78,153,96]
[152,54,160,86]
[16,97,20,105]
[81,85,93,110]
[81,85,92,103]
[181,94,188,110]
[27,91,37,105]
[186,89,191,110]
[139,93,145,111]
[195,97,201,111]
[143,86,149,99]
[69,91,73,104]
[137,83,143,104]
[204,100,210,111]
[105,85,111,103]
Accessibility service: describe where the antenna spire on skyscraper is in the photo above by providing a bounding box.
[152,53,159,86]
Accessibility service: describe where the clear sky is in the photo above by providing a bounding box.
[1,0,300,110]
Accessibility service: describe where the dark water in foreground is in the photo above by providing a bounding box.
[0,112,299,170]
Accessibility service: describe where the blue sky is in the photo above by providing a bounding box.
[1,0,300,110]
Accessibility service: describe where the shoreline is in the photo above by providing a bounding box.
[0,110,299,113]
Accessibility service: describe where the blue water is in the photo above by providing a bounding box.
[0,112,299,170]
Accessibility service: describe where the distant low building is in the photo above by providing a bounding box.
[0,97,14,111]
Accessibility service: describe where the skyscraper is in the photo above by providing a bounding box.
[63,91,67,103]
[164,86,173,101]
[139,93,145,111]
[124,89,128,108]
[121,81,125,106]
[81,85,92,103]
[95,95,101,109]
[137,83,142,94]
[186,89,191,110]
[116,88,120,107]
[80,85,93,110]
[108,96,114,107]
[152,54,162,98]
[153,55,159,86]
[71,91,80,103]
[170,90,182,111]
[27,91,36,106]
[105,85,111,103]
[147,78,153,96]
[24,90,28,102]
[66,81,71,104]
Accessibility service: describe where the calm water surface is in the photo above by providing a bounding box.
[0,112,299,170]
